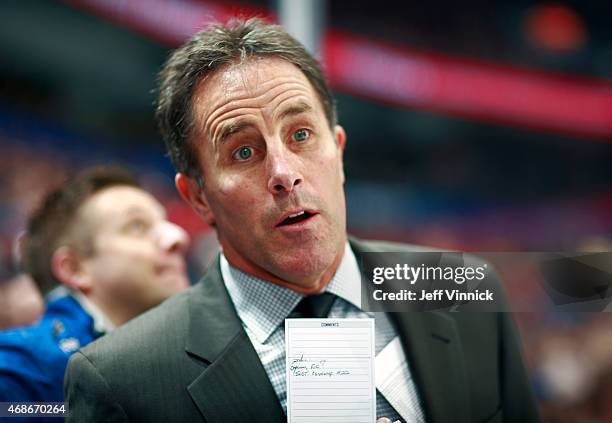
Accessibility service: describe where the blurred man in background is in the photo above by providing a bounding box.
[0,166,189,402]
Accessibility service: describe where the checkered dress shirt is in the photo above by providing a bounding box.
[221,243,425,422]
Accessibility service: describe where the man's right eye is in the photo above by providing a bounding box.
[125,219,148,234]
[232,146,253,161]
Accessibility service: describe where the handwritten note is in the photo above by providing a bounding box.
[285,318,375,423]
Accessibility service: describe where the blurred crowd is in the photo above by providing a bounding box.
[0,129,610,421]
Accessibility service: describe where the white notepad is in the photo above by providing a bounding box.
[285,318,376,423]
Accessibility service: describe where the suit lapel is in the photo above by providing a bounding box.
[350,237,471,423]
[185,258,286,423]
[391,312,470,423]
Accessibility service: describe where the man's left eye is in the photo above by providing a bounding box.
[292,129,310,142]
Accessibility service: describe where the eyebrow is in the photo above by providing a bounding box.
[216,121,253,146]
[277,101,313,121]
[124,205,165,219]
[214,101,314,147]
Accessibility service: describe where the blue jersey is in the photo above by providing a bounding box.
[0,293,101,402]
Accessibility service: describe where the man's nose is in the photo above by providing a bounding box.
[266,146,303,195]
[157,221,189,254]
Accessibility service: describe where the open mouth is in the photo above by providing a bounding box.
[277,210,315,226]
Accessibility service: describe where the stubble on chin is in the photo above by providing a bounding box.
[264,229,345,288]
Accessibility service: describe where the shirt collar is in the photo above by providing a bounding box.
[70,290,116,334]
[221,241,363,343]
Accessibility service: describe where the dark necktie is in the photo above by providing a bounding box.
[289,292,336,318]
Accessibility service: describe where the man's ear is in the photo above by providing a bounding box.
[51,246,92,293]
[175,173,216,226]
[334,125,347,184]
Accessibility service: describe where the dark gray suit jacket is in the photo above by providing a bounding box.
[64,238,539,422]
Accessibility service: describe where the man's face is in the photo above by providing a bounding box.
[78,186,189,323]
[180,57,347,293]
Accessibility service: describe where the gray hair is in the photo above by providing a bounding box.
[155,18,337,178]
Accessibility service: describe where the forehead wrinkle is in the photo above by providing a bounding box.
[205,81,314,148]
[194,57,316,141]
[208,108,260,153]
[205,78,309,129]
[203,95,268,146]
[259,83,312,115]
[257,75,307,94]
[210,88,311,148]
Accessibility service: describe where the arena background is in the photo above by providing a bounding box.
[0,1,611,421]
